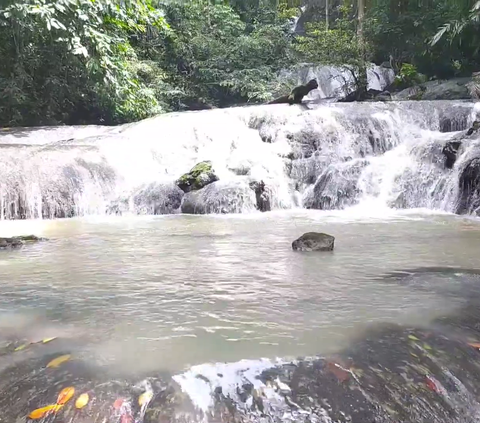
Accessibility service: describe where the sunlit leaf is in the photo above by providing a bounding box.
[408,335,420,341]
[46,354,71,368]
[56,387,75,405]
[14,344,28,352]
[28,404,62,420]
[138,391,153,406]
[42,337,57,344]
[75,393,90,409]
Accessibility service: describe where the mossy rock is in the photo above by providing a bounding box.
[176,161,219,193]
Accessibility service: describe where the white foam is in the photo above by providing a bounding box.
[172,358,279,413]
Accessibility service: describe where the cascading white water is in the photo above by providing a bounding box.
[0,100,477,219]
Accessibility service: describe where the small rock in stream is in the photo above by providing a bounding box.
[292,232,335,252]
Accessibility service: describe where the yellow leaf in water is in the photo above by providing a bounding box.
[14,344,28,352]
[75,393,90,409]
[138,391,153,406]
[28,404,62,420]
[408,335,420,341]
[42,337,57,344]
[46,354,71,368]
[57,387,75,405]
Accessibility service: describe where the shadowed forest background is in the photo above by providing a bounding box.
[1,0,479,127]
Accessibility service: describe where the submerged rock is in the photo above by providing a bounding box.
[292,232,335,251]
[0,235,47,249]
[176,161,219,193]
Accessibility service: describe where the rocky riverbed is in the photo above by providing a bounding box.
[1,280,480,423]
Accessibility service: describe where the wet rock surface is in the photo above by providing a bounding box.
[394,78,473,101]
[181,180,257,214]
[457,157,480,215]
[292,232,335,251]
[2,293,480,423]
[0,235,47,249]
[176,161,219,194]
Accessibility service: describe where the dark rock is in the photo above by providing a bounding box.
[292,232,335,251]
[456,157,480,215]
[466,120,480,136]
[249,180,271,212]
[374,90,392,101]
[442,141,462,169]
[394,78,472,101]
[176,161,219,193]
[0,235,47,249]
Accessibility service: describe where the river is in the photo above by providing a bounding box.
[1,100,480,422]
[1,209,479,373]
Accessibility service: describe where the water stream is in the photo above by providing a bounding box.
[1,100,480,422]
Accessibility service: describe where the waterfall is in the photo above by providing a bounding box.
[0,100,477,219]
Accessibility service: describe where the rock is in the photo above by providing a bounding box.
[374,90,392,101]
[132,182,183,215]
[107,182,183,215]
[456,157,480,215]
[466,120,480,136]
[394,78,472,101]
[442,141,462,169]
[176,161,219,193]
[181,180,257,214]
[292,232,335,252]
[0,235,47,249]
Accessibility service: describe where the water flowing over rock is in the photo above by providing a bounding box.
[0,100,479,219]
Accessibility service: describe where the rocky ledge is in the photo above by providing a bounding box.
[0,235,47,249]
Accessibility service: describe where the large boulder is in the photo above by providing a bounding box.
[456,157,480,215]
[108,182,183,215]
[181,180,257,214]
[394,78,472,101]
[176,161,219,193]
[292,232,335,251]
[132,182,183,215]
[0,235,47,249]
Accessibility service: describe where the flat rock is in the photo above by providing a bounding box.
[0,235,47,249]
[292,232,335,251]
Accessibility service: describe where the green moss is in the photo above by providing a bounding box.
[176,161,219,193]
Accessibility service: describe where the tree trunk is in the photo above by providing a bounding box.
[325,0,329,30]
[357,0,364,41]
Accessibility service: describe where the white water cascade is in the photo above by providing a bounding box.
[0,100,478,220]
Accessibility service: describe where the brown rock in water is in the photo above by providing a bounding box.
[292,232,335,251]
[0,235,47,249]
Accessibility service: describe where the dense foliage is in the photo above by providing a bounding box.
[0,0,479,127]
